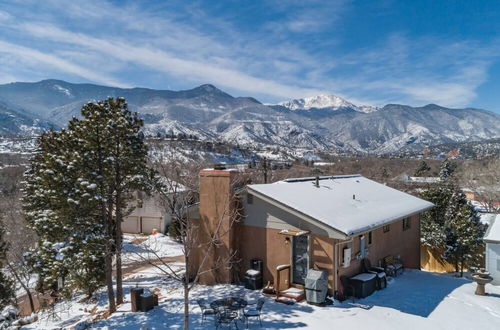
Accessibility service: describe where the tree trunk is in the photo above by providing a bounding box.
[105,251,116,313]
[183,253,190,330]
[115,222,123,305]
[114,144,124,305]
[184,275,189,330]
[460,256,464,277]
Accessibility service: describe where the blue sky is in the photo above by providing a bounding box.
[1,0,500,112]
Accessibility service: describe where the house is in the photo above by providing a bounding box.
[483,214,500,285]
[121,192,170,234]
[189,169,434,297]
[121,179,188,234]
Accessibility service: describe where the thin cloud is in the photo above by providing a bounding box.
[0,0,498,109]
[0,40,130,88]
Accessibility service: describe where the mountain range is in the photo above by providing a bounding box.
[0,79,499,154]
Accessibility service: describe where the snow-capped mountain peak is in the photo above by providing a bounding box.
[278,94,379,113]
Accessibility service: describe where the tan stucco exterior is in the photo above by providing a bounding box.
[191,169,424,296]
[189,169,239,285]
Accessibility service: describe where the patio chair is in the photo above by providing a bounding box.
[383,255,404,277]
[361,258,387,289]
[243,298,265,328]
[197,298,216,325]
[216,308,240,329]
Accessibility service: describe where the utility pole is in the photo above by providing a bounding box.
[263,157,268,184]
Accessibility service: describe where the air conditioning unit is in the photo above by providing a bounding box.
[343,247,351,268]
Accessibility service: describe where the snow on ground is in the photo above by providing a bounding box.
[25,267,500,329]
[122,234,184,265]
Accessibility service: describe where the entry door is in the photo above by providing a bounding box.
[292,235,309,285]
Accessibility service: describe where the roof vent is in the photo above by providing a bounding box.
[353,194,356,200]
[315,176,320,187]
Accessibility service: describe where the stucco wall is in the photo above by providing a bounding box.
[337,214,421,280]
[237,213,421,295]
[189,169,238,285]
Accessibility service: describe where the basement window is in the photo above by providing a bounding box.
[403,218,411,231]
[247,193,254,204]
[383,225,390,233]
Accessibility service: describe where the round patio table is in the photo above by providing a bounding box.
[210,297,248,312]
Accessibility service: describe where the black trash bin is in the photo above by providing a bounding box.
[244,259,263,290]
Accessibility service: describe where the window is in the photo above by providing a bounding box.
[368,231,373,245]
[383,225,390,233]
[403,218,411,231]
[359,235,366,258]
[247,193,253,204]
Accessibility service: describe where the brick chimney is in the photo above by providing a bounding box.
[191,168,239,285]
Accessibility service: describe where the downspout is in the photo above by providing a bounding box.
[334,237,353,295]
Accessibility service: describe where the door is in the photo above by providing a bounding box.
[292,235,309,285]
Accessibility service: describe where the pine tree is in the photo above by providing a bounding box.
[443,190,486,276]
[0,216,14,309]
[70,98,150,309]
[419,178,485,276]
[22,129,106,298]
[439,159,456,180]
[414,160,431,177]
[23,98,151,312]
[419,182,452,247]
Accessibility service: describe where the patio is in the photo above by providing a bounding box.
[25,266,500,329]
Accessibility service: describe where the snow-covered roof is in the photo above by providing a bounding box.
[483,214,500,243]
[247,175,434,237]
[479,213,497,226]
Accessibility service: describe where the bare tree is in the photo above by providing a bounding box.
[459,159,500,213]
[0,167,37,314]
[127,152,242,329]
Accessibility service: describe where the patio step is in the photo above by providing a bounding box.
[275,296,296,305]
[276,287,305,303]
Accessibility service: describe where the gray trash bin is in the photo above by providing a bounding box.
[305,269,328,305]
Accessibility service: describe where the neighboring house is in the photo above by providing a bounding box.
[483,214,500,285]
[190,169,434,297]
[463,187,500,213]
[122,191,171,234]
[398,173,441,184]
[122,179,188,234]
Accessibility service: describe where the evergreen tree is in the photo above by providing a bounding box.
[22,98,150,312]
[439,159,456,180]
[23,129,106,298]
[419,179,485,276]
[70,98,150,308]
[419,182,451,247]
[0,217,15,309]
[414,160,431,177]
[443,190,485,276]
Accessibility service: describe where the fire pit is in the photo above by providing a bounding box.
[472,269,493,295]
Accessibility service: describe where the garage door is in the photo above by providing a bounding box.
[141,217,162,234]
[122,216,140,233]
